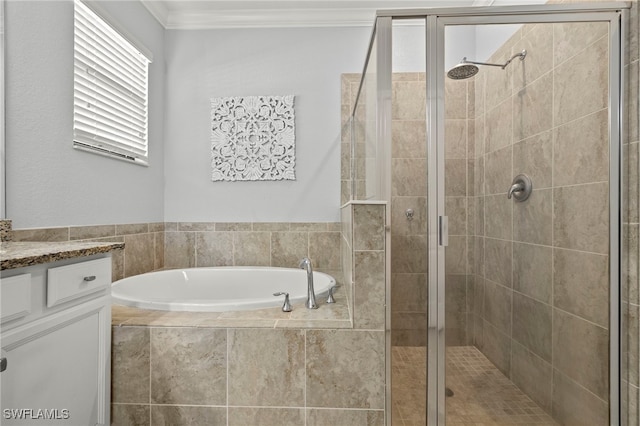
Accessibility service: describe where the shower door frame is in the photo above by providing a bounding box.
[373,3,628,425]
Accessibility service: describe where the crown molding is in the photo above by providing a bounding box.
[140,0,170,27]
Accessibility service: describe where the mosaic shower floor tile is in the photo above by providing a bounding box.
[391,346,558,426]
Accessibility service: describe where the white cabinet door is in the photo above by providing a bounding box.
[0,296,110,426]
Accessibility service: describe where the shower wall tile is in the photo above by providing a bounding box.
[445,236,467,275]
[392,158,428,196]
[553,309,609,400]
[511,341,552,413]
[484,146,512,195]
[391,196,427,236]
[553,248,609,328]
[484,238,512,288]
[306,330,385,409]
[353,250,385,330]
[553,35,608,126]
[513,188,553,246]
[151,406,226,426]
[553,182,609,254]
[485,98,513,153]
[552,370,609,426]
[445,274,468,345]
[446,196,467,236]
[228,329,305,407]
[512,130,553,190]
[391,273,428,313]
[513,23,553,89]
[445,159,467,197]
[445,79,468,120]
[392,120,427,159]
[445,119,467,159]
[513,242,552,304]
[512,292,552,362]
[150,328,227,405]
[306,408,384,426]
[482,321,511,377]
[553,21,609,66]
[483,280,512,336]
[485,38,518,112]
[110,404,150,426]
[392,81,426,120]
[513,71,553,142]
[391,235,427,274]
[353,204,386,250]
[484,194,512,240]
[228,408,304,426]
[111,327,150,404]
[554,109,609,187]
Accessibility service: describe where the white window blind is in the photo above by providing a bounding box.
[73,0,150,165]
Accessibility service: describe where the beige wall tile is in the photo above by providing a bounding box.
[445,159,467,197]
[353,204,385,251]
[513,242,552,304]
[228,329,305,406]
[511,342,552,413]
[116,223,149,235]
[482,321,511,377]
[110,404,149,426]
[484,145,512,195]
[445,236,468,275]
[164,232,195,269]
[233,232,271,266]
[151,406,226,426]
[445,119,467,159]
[513,130,552,190]
[391,273,427,313]
[69,224,116,240]
[484,238,512,288]
[554,248,609,328]
[513,23,553,89]
[151,328,227,405]
[392,81,426,120]
[554,35,608,126]
[353,251,385,330]
[306,330,384,409]
[391,196,427,236]
[484,194,512,240]
[553,21,608,66]
[124,233,155,277]
[196,232,234,267]
[512,292,552,361]
[485,98,513,153]
[228,408,304,426]
[553,309,609,399]
[392,120,427,159]
[310,232,342,270]
[513,71,553,142]
[392,158,428,196]
[270,232,306,268]
[111,327,149,403]
[513,188,552,246]
[553,182,609,254]
[554,109,609,187]
[12,227,69,242]
[306,408,384,426]
[391,235,427,274]
[483,280,512,336]
[446,196,467,236]
[552,370,609,426]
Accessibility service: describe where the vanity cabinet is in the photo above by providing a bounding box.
[0,255,112,426]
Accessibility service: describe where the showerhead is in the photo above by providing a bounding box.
[447,61,479,80]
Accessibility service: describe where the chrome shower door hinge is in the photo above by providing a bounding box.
[438,216,449,247]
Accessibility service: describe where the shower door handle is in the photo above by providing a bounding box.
[438,216,449,247]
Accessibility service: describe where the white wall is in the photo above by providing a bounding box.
[5,0,165,229]
[163,27,369,223]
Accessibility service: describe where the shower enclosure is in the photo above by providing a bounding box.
[344,3,630,425]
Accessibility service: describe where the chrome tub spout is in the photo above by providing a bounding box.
[299,257,318,309]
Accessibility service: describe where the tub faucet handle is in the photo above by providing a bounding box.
[326,286,336,304]
[273,292,292,312]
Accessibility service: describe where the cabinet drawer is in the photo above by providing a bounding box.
[0,274,31,324]
[47,257,111,307]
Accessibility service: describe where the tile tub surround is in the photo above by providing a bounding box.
[111,209,385,425]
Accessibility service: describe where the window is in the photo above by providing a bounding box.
[73,0,150,165]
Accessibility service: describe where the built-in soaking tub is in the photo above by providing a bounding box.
[111,266,336,312]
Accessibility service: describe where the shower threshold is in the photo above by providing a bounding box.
[391,346,558,425]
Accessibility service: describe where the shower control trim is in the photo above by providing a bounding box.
[508,174,533,202]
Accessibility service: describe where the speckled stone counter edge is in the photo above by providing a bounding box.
[1,241,125,270]
[0,219,11,242]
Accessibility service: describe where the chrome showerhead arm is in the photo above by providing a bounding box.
[462,50,527,70]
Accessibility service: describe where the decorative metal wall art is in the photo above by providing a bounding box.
[210,95,296,181]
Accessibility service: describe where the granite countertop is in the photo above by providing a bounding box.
[0,241,125,270]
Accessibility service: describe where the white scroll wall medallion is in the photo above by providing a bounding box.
[211,95,296,181]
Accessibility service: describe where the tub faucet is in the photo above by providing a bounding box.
[299,257,318,309]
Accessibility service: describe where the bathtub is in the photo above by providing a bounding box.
[111,266,336,312]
